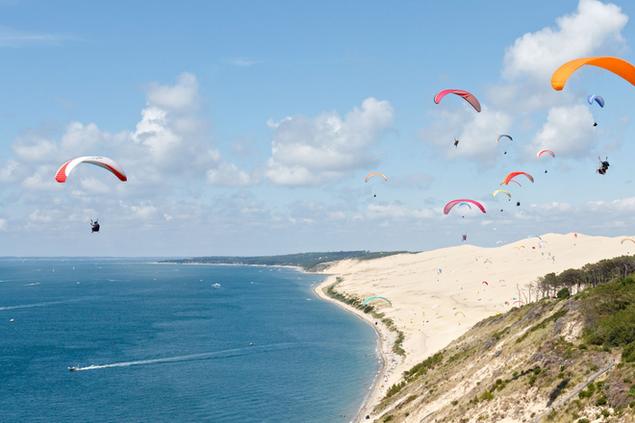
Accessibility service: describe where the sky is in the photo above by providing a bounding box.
[2,0,635,256]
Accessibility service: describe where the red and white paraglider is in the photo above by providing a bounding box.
[55,156,127,234]
[55,156,127,183]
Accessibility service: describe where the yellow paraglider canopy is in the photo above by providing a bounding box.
[551,56,635,91]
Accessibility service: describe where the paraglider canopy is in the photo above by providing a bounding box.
[364,172,388,183]
[551,57,635,91]
[362,296,392,307]
[501,171,534,186]
[492,189,512,199]
[55,156,127,183]
[434,89,481,112]
[443,199,486,215]
[537,149,555,159]
[587,95,605,108]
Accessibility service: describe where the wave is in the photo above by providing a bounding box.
[69,343,299,372]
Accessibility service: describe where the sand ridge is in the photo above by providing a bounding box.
[317,232,634,422]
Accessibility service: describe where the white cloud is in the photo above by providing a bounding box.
[0,26,69,47]
[13,137,57,162]
[366,203,435,220]
[0,160,20,182]
[529,105,596,157]
[146,73,199,111]
[207,163,254,187]
[129,204,158,220]
[266,97,394,185]
[588,197,635,212]
[503,0,628,81]
[422,108,511,162]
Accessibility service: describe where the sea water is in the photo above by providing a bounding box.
[0,259,377,422]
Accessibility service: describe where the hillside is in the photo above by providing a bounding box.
[370,258,635,422]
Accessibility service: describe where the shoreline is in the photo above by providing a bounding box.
[311,233,634,421]
[313,274,401,423]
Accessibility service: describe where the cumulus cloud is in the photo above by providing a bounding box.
[207,163,255,187]
[423,0,629,164]
[503,0,628,81]
[146,73,199,111]
[529,105,596,157]
[266,97,394,185]
[422,108,511,162]
[366,202,435,220]
[13,137,57,162]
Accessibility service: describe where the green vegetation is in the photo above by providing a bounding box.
[557,287,570,299]
[537,255,635,295]
[516,309,568,344]
[161,250,413,271]
[404,352,444,382]
[324,278,406,357]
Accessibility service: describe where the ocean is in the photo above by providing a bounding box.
[0,259,377,422]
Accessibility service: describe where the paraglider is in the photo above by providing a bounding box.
[537,149,555,173]
[551,57,635,91]
[55,156,127,183]
[492,189,512,200]
[497,134,513,155]
[364,172,388,198]
[621,238,635,245]
[501,171,534,186]
[90,219,100,233]
[597,157,610,175]
[443,199,486,215]
[481,281,489,286]
[434,89,481,112]
[362,296,392,307]
[587,95,605,127]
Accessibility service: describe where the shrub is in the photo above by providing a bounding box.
[557,287,570,299]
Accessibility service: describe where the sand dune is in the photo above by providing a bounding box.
[316,232,634,421]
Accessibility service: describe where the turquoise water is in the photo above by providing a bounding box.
[0,259,377,422]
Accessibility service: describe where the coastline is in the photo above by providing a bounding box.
[312,233,634,421]
[314,274,401,423]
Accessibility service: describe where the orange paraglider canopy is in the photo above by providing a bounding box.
[551,56,635,91]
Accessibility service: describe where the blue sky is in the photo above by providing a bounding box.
[2,0,635,256]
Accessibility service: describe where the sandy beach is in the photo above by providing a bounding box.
[316,233,635,422]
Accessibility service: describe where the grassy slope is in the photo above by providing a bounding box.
[374,276,635,423]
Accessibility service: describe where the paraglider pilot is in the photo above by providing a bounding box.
[462,234,467,242]
[90,219,100,233]
[597,157,610,175]
[453,138,459,148]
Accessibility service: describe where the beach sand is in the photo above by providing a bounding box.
[316,233,634,422]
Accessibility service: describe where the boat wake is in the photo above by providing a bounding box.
[0,297,92,311]
[69,343,298,372]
